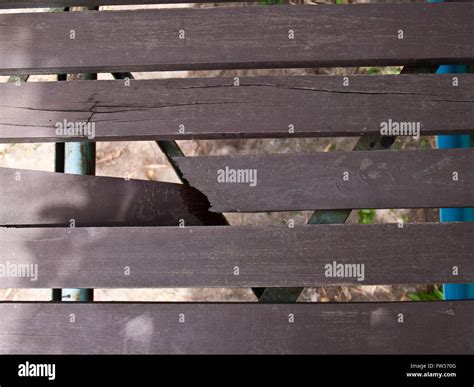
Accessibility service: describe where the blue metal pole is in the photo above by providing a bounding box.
[430,0,474,300]
[53,140,95,302]
[61,142,95,301]
[52,4,97,302]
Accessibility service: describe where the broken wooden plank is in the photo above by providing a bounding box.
[176,148,474,212]
[0,168,223,226]
[0,222,472,288]
[0,3,473,75]
[1,74,473,142]
[0,301,472,354]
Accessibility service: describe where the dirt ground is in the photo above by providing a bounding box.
[0,1,439,303]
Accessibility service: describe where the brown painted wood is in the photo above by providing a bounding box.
[176,148,474,212]
[0,301,472,354]
[0,168,224,226]
[0,0,238,7]
[0,3,473,75]
[0,0,468,7]
[1,74,473,142]
[252,64,436,303]
[1,222,472,288]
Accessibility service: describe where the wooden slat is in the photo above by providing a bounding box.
[176,149,474,212]
[0,301,472,354]
[0,0,237,8]
[1,74,473,142]
[253,64,437,303]
[0,0,462,6]
[0,3,473,75]
[1,223,472,288]
[0,0,468,8]
[0,168,224,226]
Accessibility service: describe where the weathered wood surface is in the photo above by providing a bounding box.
[1,74,473,142]
[0,0,467,8]
[253,64,436,303]
[1,223,472,288]
[176,148,474,212]
[0,301,472,354]
[0,3,473,75]
[0,0,237,7]
[0,168,224,226]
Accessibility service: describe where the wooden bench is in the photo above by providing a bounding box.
[0,0,473,354]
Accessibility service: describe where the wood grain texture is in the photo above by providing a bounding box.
[0,0,237,7]
[0,301,472,354]
[1,74,473,142]
[0,3,473,75]
[176,148,474,212]
[1,223,472,288]
[253,64,435,302]
[0,0,467,8]
[0,168,224,226]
